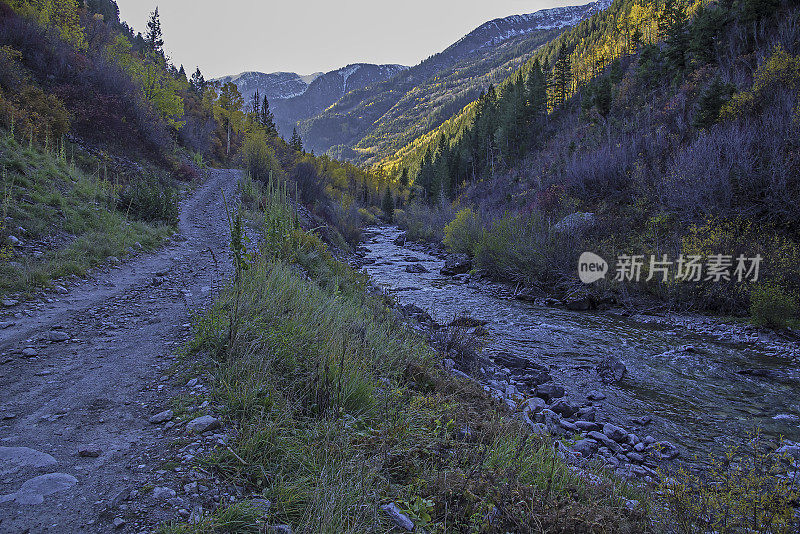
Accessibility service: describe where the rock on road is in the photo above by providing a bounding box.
[0,169,241,532]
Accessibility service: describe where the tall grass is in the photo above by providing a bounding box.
[0,133,171,296]
[179,190,644,533]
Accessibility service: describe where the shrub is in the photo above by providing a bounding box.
[443,207,481,255]
[720,46,800,121]
[172,162,201,182]
[357,207,377,225]
[396,201,454,243]
[750,283,798,328]
[240,130,282,184]
[656,432,799,533]
[116,179,178,225]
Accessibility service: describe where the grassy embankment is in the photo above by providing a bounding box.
[164,175,643,533]
[0,132,178,297]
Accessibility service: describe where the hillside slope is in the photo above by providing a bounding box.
[216,63,407,139]
[299,0,610,164]
[393,0,800,321]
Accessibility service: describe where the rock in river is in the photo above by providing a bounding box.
[535,384,565,402]
[597,355,627,383]
[440,254,472,275]
[404,264,429,273]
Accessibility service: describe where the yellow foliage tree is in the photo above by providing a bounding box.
[720,46,800,121]
[8,0,86,50]
[105,36,184,129]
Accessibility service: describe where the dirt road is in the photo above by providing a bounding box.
[0,169,241,532]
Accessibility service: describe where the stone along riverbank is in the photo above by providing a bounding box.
[354,226,800,479]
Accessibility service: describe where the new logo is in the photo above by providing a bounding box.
[578,252,608,284]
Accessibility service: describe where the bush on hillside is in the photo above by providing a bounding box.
[443,207,481,255]
[750,283,798,328]
[116,179,178,225]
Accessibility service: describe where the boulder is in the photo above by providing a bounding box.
[550,399,580,418]
[553,212,596,233]
[525,397,547,413]
[535,384,565,402]
[576,406,597,421]
[597,355,627,383]
[78,444,102,458]
[48,330,69,342]
[564,293,594,311]
[587,390,606,401]
[404,264,429,274]
[602,423,628,443]
[587,431,622,453]
[440,254,472,275]
[655,441,680,460]
[149,410,174,424]
[574,420,601,432]
[572,439,598,459]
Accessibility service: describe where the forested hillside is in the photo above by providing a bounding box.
[387,0,799,323]
[299,1,610,164]
[0,0,389,295]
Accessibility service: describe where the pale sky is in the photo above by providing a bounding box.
[115,0,586,78]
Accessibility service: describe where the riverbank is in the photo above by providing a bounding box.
[356,226,800,479]
[165,187,648,532]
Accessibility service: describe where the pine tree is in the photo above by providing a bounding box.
[741,0,779,24]
[145,7,164,55]
[381,186,394,221]
[551,45,572,109]
[251,89,260,118]
[661,0,689,74]
[525,59,547,122]
[693,77,732,130]
[190,67,205,94]
[399,167,409,188]
[689,4,727,66]
[260,96,277,136]
[177,64,187,83]
[289,128,303,152]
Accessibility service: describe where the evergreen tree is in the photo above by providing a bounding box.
[551,45,572,109]
[693,77,733,130]
[260,96,277,136]
[740,0,779,24]
[525,60,547,127]
[177,64,187,83]
[145,7,164,55]
[399,167,409,188]
[661,0,689,74]
[381,186,394,221]
[190,67,205,94]
[689,4,727,66]
[251,89,261,118]
[290,128,303,152]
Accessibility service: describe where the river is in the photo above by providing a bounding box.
[359,226,800,461]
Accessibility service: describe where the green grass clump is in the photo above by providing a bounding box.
[176,183,644,533]
[0,134,173,296]
[749,283,798,329]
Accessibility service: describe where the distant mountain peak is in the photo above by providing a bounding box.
[452,0,609,54]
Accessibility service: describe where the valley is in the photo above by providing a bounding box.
[1,0,799,531]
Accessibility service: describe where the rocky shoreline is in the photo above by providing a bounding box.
[354,227,800,485]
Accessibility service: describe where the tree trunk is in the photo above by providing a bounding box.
[226,123,231,156]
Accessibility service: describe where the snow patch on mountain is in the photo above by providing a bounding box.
[454,0,611,52]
